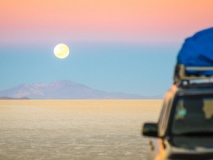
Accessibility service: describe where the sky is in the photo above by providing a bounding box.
[0,0,213,97]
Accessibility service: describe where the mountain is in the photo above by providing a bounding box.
[0,96,30,100]
[0,80,143,99]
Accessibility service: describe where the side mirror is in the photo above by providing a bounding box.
[142,122,158,138]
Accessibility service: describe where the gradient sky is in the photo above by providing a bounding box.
[1,0,213,97]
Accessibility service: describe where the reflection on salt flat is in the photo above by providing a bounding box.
[0,100,162,160]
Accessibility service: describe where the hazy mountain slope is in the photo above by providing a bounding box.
[0,80,143,99]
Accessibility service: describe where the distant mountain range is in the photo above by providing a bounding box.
[0,80,146,99]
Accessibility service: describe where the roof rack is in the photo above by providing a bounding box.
[173,64,213,87]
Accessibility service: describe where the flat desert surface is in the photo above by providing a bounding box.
[0,100,162,160]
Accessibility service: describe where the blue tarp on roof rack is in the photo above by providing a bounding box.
[177,27,213,75]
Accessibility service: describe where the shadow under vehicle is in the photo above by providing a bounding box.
[142,65,213,160]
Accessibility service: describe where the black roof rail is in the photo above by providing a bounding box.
[173,64,213,87]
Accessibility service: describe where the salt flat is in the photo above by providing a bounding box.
[0,100,162,160]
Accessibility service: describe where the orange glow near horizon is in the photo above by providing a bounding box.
[1,0,213,44]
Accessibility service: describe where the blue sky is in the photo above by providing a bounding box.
[0,42,179,97]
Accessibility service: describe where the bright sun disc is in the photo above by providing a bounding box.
[54,44,70,59]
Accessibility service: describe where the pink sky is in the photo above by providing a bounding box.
[1,0,213,44]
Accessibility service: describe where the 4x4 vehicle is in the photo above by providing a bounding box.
[142,65,213,160]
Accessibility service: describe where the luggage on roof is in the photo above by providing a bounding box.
[177,27,213,76]
[174,27,213,84]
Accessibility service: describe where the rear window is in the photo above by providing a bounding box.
[172,95,213,135]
